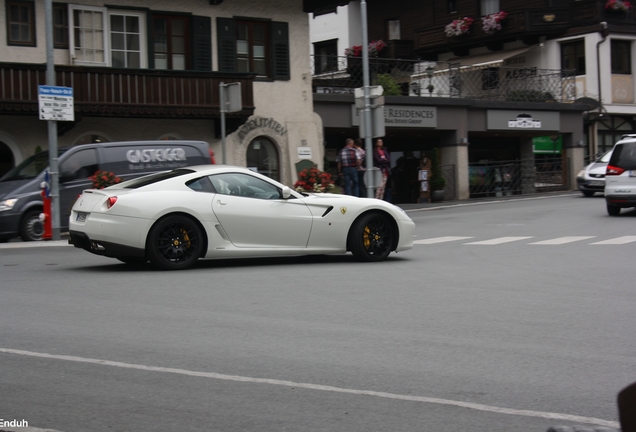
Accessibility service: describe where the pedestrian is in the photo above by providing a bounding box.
[354,138,366,197]
[373,138,391,200]
[337,138,360,196]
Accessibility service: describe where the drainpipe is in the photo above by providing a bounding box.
[595,21,609,155]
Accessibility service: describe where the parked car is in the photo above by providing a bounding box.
[605,135,636,216]
[68,165,415,270]
[0,140,211,242]
[576,150,613,197]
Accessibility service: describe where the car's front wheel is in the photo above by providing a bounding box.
[348,212,394,262]
[607,204,621,216]
[20,210,43,241]
[582,190,595,197]
[147,215,204,270]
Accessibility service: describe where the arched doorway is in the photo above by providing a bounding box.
[0,141,15,178]
[246,137,279,181]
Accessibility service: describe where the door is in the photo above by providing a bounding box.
[208,172,312,248]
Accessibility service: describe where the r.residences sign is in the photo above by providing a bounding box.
[352,105,437,128]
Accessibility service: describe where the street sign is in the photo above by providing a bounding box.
[38,85,74,121]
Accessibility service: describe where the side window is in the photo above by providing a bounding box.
[217,17,290,80]
[60,149,99,182]
[7,0,36,47]
[186,176,216,193]
[208,173,281,199]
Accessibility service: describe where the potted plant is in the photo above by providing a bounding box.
[90,170,121,189]
[481,11,508,34]
[294,167,335,193]
[605,0,632,12]
[429,148,445,202]
[444,17,474,37]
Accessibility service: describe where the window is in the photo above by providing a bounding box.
[60,149,98,181]
[561,40,586,76]
[611,40,631,75]
[7,1,35,46]
[447,0,457,13]
[110,10,147,69]
[217,18,290,80]
[313,39,338,74]
[236,20,269,76]
[386,19,401,40]
[53,3,69,49]
[70,5,108,66]
[208,172,281,199]
[153,15,189,70]
[246,138,280,181]
[481,0,499,15]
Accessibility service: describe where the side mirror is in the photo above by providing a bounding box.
[281,186,292,199]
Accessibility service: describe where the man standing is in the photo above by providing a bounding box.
[337,138,360,196]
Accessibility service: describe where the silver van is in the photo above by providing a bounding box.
[605,134,636,216]
[0,140,211,241]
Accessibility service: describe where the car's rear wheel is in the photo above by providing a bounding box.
[349,212,394,262]
[147,215,203,270]
[20,210,43,241]
[582,190,595,197]
[607,204,621,216]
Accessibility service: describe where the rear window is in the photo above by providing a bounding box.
[122,169,194,189]
[609,142,636,170]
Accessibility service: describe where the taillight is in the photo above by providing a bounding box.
[606,165,625,176]
[106,196,118,209]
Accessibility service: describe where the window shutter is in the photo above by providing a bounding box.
[271,21,290,80]
[192,16,212,71]
[217,17,236,72]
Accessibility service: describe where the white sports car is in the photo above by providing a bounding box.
[68,166,415,270]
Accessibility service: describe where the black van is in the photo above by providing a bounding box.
[0,140,211,241]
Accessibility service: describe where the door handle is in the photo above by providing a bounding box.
[218,200,227,206]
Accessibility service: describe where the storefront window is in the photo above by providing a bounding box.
[246,137,279,181]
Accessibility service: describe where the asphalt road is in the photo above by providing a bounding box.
[0,193,633,432]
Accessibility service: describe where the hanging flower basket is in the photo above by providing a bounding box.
[445,17,475,37]
[481,11,508,34]
[344,40,387,58]
[605,0,632,11]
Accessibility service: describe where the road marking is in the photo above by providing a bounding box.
[529,236,596,245]
[591,236,636,245]
[465,237,533,245]
[0,347,619,428]
[414,236,473,244]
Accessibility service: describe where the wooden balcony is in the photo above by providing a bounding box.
[0,62,255,119]
[414,0,636,57]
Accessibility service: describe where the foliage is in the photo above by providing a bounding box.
[90,170,121,189]
[481,11,508,34]
[606,0,632,11]
[429,148,445,191]
[345,40,387,57]
[376,73,402,96]
[444,17,474,37]
[505,90,554,102]
[294,167,335,193]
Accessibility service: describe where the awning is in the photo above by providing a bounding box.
[447,46,538,68]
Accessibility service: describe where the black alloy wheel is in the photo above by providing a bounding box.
[147,215,204,270]
[349,212,394,262]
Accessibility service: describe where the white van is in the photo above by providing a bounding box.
[605,134,636,216]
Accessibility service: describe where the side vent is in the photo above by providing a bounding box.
[322,206,334,217]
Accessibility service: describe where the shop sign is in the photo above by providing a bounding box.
[487,110,560,131]
[351,105,437,128]
[297,146,312,159]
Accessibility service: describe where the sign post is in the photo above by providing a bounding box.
[219,82,242,164]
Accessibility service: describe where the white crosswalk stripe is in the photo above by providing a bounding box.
[415,236,636,246]
[529,236,596,245]
[413,236,473,244]
[464,237,533,245]
[590,236,636,245]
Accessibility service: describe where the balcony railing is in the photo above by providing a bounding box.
[0,62,255,119]
[311,56,576,103]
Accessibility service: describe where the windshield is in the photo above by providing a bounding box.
[0,149,67,182]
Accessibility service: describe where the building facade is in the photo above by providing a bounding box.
[0,0,325,186]
[308,0,633,202]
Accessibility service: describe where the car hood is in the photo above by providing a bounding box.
[587,162,608,175]
[0,179,38,200]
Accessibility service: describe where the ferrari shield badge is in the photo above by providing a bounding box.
[340,207,347,215]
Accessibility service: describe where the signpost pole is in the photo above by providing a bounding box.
[220,82,227,165]
[44,0,60,240]
[360,0,375,198]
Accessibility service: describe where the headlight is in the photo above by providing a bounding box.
[0,198,18,212]
[576,170,585,178]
